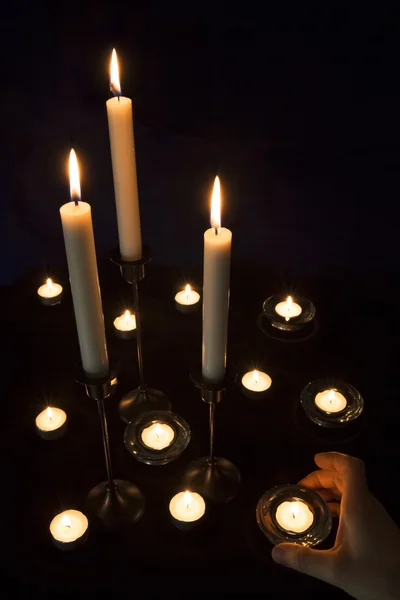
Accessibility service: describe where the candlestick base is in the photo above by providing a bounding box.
[184,457,241,504]
[86,479,145,532]
[119,385,171,424]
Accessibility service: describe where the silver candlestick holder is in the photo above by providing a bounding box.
[183,367,241,504]
[110,246,170,424]
[77,367,145,531]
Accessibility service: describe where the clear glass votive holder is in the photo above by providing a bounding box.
[256,484,332,546]
[300,378,364,428]
[263,295,316,331]
[124,410,191,466]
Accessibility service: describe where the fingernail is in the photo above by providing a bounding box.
[272,546,287,565]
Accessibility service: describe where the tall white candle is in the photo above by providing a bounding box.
[202,177,232,382]
[106,49,142,260]
[60,150,109,378]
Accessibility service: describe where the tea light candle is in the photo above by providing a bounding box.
[275,296,302,321]
[50,509,89,550]
[35,407,67,440]
[241,369,272,399]
[37,278,63,306]
[113,309,136,339]
[315,389,347,413]
[169,491,206,529]
[141,422,175,451]
[175,284,200,313]
[275,499,314,534]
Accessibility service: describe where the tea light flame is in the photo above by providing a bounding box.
[253,370,259,384]
[329,389,335,404]
[61,514,71,528]
[185,284,191,298]
[46,278,53,290]
[46,406,53,421]
[154,423,162,439]
[184,491,192,509]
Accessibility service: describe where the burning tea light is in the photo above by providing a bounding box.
[35,407,67,440]
[37,278,63,306]
[275,296,302,321]
[175,284,200,313]
[315,389,347,413]
[169,491,206,529]
[241,370,272,399]
[141,421,175,451]
[113,310,136,339]
[275,499,314,534]
[50,509,89,550]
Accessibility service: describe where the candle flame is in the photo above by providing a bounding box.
[46,278,53,290]
[183,491,192,508]
[61,514,71,528]
[291,502,299,519]
[287,296,293,308]
[154,423,162,439]
[329,389,335,403]
[69,149,81,202]
[110,48,121,96]
[253,370,259,384]
[210,176,221,231]
[185,284,191,297]
[46,407,53,420]
[124,309,131,320]
[111,377,118,386]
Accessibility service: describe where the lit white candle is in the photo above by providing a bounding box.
[106,49,142,261]
[141,422,175,450]
[169,491,206,527]
[37,278,63,306]
[202,177,232,382]
[315,389,347,413]
[113,309,136,339]
[50,510,88,550]
[242,370,272,395]
[60,150,109,378]
[35,407,67,440]
[275,499,314,534]
[275,296,302,321]
[175,284,200,313]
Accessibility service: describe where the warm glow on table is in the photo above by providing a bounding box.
[169,491,206,523]
[175,284,200,307]
[141,422,175,450]
[275,296,302,321]
[275,499,314,534]
[315,389,347,413]
[50,509,88,546]
[113,310,136,332]
[242,369,272,392]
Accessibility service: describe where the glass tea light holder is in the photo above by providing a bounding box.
[169,490,206,530]
[124,410,191,465]
[113,309,136,339]
[35,407,67,440]
[300,378,364,428]
[256,484,332,546]
[175,284,200,314]
[37,278,63,306]
[241,369,272,400]
[263,295,316,332]
[49,509,89,551]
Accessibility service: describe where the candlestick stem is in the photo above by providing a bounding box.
[132,281,145,384]
[208,401,216,465]
[96,398,114,491]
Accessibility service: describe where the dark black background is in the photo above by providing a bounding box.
[2,3,400,598]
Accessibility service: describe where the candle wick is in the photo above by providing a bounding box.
[292,512,296,520]
[118,95,120,102]
[74,199,79,206]
[214,227,218,236]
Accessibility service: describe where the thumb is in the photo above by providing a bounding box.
[272,543,335,584]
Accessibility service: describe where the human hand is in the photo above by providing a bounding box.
[271,452,400,600]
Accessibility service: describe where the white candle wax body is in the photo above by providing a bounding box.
[60,202,109,378]
[35,407,67,440]
[141,422,175,450]
[106,96,142,260]
[202,227,232,382]
[50,510,88,550]
[275,300,302,319]
[315,389,347,413]
[275,500,314,534]
[169,492,206,524]
[242,370,272,393]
